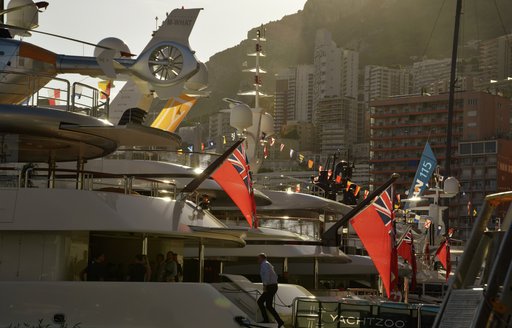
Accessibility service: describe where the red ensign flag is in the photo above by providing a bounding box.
[350,186,398,298]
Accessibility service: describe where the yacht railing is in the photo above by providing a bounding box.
[0,70,109,119]
[0,167,177,198]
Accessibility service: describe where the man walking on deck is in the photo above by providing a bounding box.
[257,253,284,328]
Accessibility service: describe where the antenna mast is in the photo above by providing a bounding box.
[444,0,463,177]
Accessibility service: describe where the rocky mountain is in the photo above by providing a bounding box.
[188,0,512,122]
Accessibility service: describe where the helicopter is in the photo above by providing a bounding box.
[0,0,208,112]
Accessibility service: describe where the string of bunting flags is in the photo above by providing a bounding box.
[189,134,318,167]
[178,133,372,198]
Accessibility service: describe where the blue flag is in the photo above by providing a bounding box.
[407,142,437,201]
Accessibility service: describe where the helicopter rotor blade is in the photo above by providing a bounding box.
[0,23,136,57]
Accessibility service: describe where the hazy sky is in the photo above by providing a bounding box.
[26,0,307,62]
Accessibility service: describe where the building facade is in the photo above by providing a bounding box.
[207,111,235,152]
[370,91,511,189]
[451,139,512,240]
[363,65,412,102]
[411,58,452,93]
[479,34,512,83]
[313,29,359,124]
[317,96,358,154]
[274,68,296,134]
[273,65,314,134]
[295,65,315,122]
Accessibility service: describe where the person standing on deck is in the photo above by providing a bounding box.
[164,251,178,282]
[257,253,284,328]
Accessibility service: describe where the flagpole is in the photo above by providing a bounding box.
[322,173,400,247]
[179,138,245,196]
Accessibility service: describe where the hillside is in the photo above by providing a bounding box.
[188,0,512,122]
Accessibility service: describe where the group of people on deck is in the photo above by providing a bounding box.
[80,251,182,282]
[82,251,284,327]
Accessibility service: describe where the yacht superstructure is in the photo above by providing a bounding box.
[0,3,273,327]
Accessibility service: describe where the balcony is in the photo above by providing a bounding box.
[370,132,462,141]
[371,108,463,119]
[371,120,463,129]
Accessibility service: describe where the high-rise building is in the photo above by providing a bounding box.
[208,111,235,152]
[411,58,452,93]
[356,100,370,144]
[274,68,296,134]
[452,139,512,240]
[316,96,358,154]
[273,65,314,134]
[312,29,359,154]
[478,34,512,83]
[313,29,342,108]
[342,49,359,99]
[280,121,316,152]
[370,91,511,189]
[295,65,315,122]
[313,29,359,125]
[363,65,412,102]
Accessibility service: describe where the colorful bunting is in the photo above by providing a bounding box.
[48,89,60,106]
[98,80,112,99]
[354,185,361,196]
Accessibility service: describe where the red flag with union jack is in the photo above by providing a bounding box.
[397,228,417,290]
[435,238,451,281]
[212,143,257,227]
[350,186,398,298]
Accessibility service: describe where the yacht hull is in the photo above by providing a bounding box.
[0,281,252,327]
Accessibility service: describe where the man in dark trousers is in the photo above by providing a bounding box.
[257,253,284,328]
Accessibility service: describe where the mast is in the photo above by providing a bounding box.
[1,0,4,24]
[236,26,270,172]
[254,28,262,109]
[444,0,463,177]
[443,0,463,234]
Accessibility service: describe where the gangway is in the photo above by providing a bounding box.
[433,191,512,327]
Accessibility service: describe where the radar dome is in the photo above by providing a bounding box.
[94,37,131,58]
[185,62,208,91]
[230,103,253,130]
[260,112,274,136]
[6,0,39,36]
[443,177,460,196]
